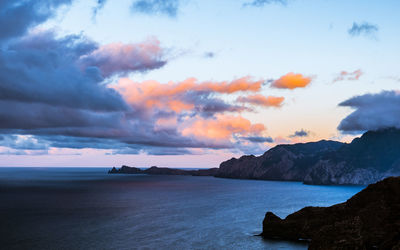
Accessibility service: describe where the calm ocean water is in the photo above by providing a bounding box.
[0,167,364,250]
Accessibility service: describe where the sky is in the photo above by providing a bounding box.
[1,0,400,167]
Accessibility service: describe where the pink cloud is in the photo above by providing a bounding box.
[79,38,166,77]
[333,69,363,82]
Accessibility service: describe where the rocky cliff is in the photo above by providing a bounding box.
[261,176,400,249]
[217,128,400,185]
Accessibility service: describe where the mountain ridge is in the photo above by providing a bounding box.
[217,128,400,185]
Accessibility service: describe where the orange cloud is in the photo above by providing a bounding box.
[237,94,284,107]
[113,77,264,114]
[271,72,312,89]
[196,77,263,93]
[182,114,266,140]
[115,77,263,100]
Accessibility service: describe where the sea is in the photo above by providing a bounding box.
[0,167,364,250]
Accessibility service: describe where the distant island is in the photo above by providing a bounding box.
[261,176,400,249]
[109,128,400,185]
[109,165,218,176]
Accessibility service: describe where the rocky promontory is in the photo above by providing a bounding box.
[261,176,400,249]
[108,165,218,176]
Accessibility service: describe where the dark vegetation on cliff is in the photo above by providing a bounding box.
[261,176,400,249]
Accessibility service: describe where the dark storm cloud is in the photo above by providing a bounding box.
[0,101,122,130]
[240,136,273,143]
[348,22,378,38]
[0,0,72,41]
[338,90,400,133]
[0,31,128,112]
[289,129,309,138]
[131,0,180,17]
[243,0,288,7]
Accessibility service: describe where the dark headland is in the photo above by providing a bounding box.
[110,128,400,185]
[109,165,219,176]
[261,176,400,249]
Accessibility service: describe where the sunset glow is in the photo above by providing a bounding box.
[0,0,399,167]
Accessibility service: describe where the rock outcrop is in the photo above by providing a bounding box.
[261,176,400,249]
[217,128,400,185]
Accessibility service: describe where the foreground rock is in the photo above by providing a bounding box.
[261,176,400,249]
[217,128,400,185]
[108,165,218,176]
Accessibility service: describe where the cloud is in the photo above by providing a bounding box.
[271,72,312,89]
[348,22,378,38]
[79,38,167,77]
[115,77,263,98]
[181,114,266,144]
[240,136,273,143]
[333,69,363,82]
[113,77,263,118]
[0,0,72,41]
[131,0,180,17]
[0,100,123,131]
[243,0,288,7]
[237,95,284,107]
[289,129,309,138]
[0,135,49,150]
[338,90,400,133]
[203,52,215,58]
[0,0,277,156]
[93,0,107,16]
[0,148,49,156]
[0,30,169,112]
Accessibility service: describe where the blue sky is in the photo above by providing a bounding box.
[0,0,399,167]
